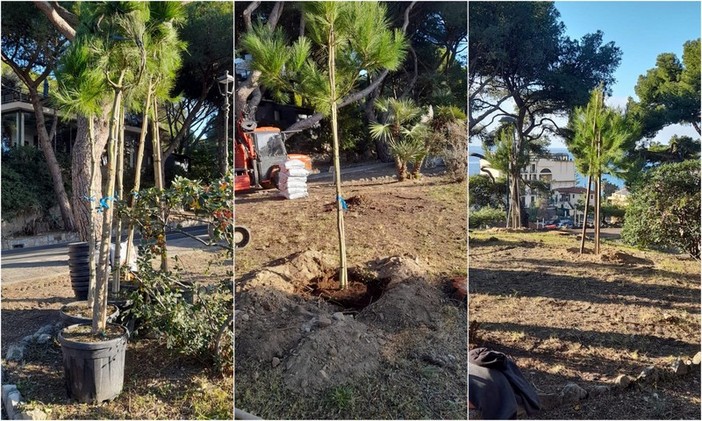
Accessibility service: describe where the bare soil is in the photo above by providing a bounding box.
[234,172,467,419]
[1,248,233,420]
[469,229,701,419]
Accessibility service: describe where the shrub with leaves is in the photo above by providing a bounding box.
[121,172,233,370]
[469,206,506,229]
[622,160,700,259]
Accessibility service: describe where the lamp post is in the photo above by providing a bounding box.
[217,71,235,175]
[500,115,519,228]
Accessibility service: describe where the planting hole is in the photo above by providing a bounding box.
[308,269,390,310]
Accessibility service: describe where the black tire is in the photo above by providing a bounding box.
[234,226,251,249]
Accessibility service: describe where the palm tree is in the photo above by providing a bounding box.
[369,97,428,181]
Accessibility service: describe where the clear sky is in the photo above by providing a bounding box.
[553,0,701,147]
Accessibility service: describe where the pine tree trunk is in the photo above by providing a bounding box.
[28,87,75,231]
[73,112,110,243]
[87,118,97,303]
[594,133,602,255]
[112,106,125,293]
[125,82,153,271]
[579,175,593,254]
[329,22,348,289]
[94,81,123,334]
[151,97,168,272]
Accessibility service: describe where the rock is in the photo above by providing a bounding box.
[537,393,562,410]
[560,382,587,402]
[240,313,250,322]
[614,374,632,389]
[20,335,34,345]
[18,409,48,420]
[317,316,332,328]
[319,369,329,380]
[673,358,689,376]
[692,352,701,365]
[35,334,52,345]
[272,357,281,368]
[638,366,659,383]
[329,347,338,357]
[332,312,345,321]
[6,345,24,362]
[35,324,55,336]
[589,385,610,397]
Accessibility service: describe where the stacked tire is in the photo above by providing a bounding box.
[68,242,90,300]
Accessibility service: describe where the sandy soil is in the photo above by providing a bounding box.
[1,248,232,420]
[234,171,468,419]
[469,229,701,419]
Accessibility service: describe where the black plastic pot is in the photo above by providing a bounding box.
[58,323,128,403]
[60,301,119,327]
[68,242,91,300]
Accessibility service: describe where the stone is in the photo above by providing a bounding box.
[317,316,332,328]
[673,358,689,376]
[272,357,281,368]
[614,374,632,389]
[537,393,563,410]
[18,409,48,420]
[332,312,345,322]
[319,369,329,380]
[329,347,338,357]
[240,313,250,322]
[35,325,55,336]
[560,382,587,402]
[692,351,701,365]
[35,334,52,345]
[638,366,658,382]
[20,335,34,345]
[6,345,24,362]
[589,385,610,398]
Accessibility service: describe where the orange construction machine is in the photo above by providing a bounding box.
[235,114,311,192]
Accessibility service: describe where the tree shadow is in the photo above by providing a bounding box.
[469,268,700,313]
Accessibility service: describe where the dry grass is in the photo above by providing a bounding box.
[470,230,701,419]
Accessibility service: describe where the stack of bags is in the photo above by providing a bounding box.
[279,159,309,199]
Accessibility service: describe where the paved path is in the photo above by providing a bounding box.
[1,227,212,286]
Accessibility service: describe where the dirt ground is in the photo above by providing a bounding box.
[1,248,233,420]
[234,171,468,419]
[469,229,701,419]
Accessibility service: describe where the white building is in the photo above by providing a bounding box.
[608,188,630,207]
[478,152,577,207]
[551,186,596,218]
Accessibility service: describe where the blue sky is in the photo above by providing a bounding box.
[553,1,701,147]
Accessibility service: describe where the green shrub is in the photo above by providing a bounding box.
[622,160,700,259]
[469,206,506,229]
[1,146,70,221]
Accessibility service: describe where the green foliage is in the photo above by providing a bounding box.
[1,146,70,221]
[122,173,233,368]
[469,206,506,229]
[239,1,407,113]
[600,203,626,219]
[622,160,700,259]
[568,85,639,181]
[468,175,506,209]
[626,39,700,139]
[369,97,429,180]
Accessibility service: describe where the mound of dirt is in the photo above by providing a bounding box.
[236,251,453,395]
[358,278,443,333]
[283,318,382,393]
[600,251,654,266]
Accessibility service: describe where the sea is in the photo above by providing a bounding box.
[468,144,625,188]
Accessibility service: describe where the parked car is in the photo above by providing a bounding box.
[558,219,574,229]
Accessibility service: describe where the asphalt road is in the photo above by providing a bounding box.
[1,225,211,285]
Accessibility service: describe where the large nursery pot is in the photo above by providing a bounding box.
[68,242,91,300]
[58,323,128,403]
[60,301,119,327]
